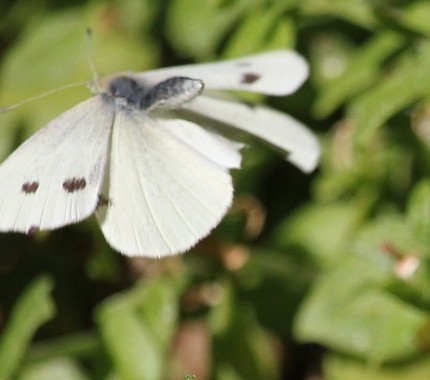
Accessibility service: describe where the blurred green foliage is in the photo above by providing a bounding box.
[1,0,430,379]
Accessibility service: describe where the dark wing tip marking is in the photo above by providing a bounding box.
[22,181,39,194]
[96,194,111,210]
[241,72,261,84]
[63,177,87,193]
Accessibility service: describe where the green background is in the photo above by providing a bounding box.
[1,0,430,379]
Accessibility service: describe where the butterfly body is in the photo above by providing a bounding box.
[103,75,203,111]
[0,50,319,257]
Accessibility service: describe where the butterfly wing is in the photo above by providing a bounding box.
[96,112,238,257]
[0,97,113,232]
[182,95,320,173]
[133,50,308,96]
[158,117,243,169]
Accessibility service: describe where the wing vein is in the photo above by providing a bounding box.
[145,123,222,216]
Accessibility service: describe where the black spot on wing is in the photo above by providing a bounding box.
[96,194,111,210]
[63,177,86,193]
[22,181,39,194]
[241,72,261,84]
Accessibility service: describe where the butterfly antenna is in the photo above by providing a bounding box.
[0,29,100,114]
[0,81,88,113]
[86,28,100,93]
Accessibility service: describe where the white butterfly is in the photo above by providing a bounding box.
[0,50,319,257]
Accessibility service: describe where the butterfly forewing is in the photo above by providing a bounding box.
[134,50,308,96]
[0,97,113,232]
[96,112,233,257]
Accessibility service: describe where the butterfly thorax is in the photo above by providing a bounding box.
[102,75,204,112]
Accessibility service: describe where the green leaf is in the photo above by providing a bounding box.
[0,0,48,36]
[313,31,406,118]
[295,253,427,364]
[222,2,297,58]
[18,357,89,380]
[96,295,163,380]
[273,198,370,267]
[324,353,430,380]
[25,332,100,363]
[236,248,316,336]
[215,364,243,380]
[350,41,430,146]
[309,33,353,90]
[0,276,55,379]
[392,0,430,37]
[407,179,430,250]
[95,275,182,380]
[299,0,378,29]
[166,0,260,59]
[210,284,278,380]
[386,260,430,311]
[182,376,197,380]
[353,213,421,258]
[133,276,181,349]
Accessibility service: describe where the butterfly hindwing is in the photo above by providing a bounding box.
[156,117,243,169]
[0,97,113,232]
[182,95,320,173]
[96,112,234,257]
